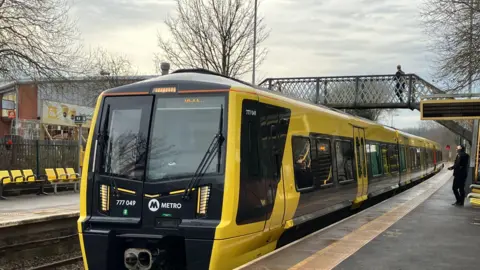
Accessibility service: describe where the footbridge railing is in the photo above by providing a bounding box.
[258,74,473,143]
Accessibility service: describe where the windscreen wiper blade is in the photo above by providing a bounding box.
[183,105,224,201]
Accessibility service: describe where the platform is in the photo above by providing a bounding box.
[238,168,479,270]
[0,193,79,228]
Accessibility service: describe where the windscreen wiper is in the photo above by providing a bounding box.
[96,104,119,196]
[182,105,224,201]
[95,104,111,173]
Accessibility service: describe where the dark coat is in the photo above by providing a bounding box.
[449,151,469,179]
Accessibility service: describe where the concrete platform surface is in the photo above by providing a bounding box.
[238,168,479,270]
[335,174,479,270]
[0,193,79,228]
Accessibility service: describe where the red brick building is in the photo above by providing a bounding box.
[0,82,38,136]
[0,76,156,139]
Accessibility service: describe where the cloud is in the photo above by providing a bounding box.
[70,0,435,77]
[69,0,440,124]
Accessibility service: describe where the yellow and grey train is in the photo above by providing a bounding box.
[77,69,444,270]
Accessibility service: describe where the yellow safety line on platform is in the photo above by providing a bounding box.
[288,171,451,270]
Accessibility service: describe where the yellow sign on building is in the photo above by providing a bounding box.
[41,100,93,127]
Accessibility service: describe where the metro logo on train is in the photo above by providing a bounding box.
[77,69,444,270]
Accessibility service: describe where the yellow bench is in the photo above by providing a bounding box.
[43,167,81,194]
[467,193,480,208]
[470,184,480,194]
[0,169,47,199]
[0,170,11,200]
[0,168,81,198]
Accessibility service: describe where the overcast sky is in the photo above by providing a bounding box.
[70,0,437,129]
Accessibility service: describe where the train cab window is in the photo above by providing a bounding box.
[387,144,399,173]
[292,136,313,190]
[98,96,153,180]
[335,140,355,184]
[147,95,227,181]
[311,138,333,187]
[367,143,382,176]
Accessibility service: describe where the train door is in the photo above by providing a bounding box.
[237,97,267,233]
[257,98,291,231]
[399,136,409,185]
[353,127,368,202]
[236,97,291,233]
[475,127,480,182]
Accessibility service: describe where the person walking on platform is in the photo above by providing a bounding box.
[448,145,470,206]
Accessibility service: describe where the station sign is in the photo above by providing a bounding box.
[420,99,480,120]
[74,115,87,125]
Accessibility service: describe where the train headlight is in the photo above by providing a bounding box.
[100,184,110,213]
[196,185,210,217]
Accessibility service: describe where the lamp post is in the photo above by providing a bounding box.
[468,0,473,94]
[252,0,258,85]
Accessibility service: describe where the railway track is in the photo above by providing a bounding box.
[28,256,83,270]
[0,216,81,270]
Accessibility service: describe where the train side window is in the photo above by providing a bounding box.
[335,140,355,184]
[381,144,389,174]
[367,143,382,176]
[366,143,371,177]
[411,148,417,169]
[311,138,333,187]
[388,144,399,173]
[425,150,430,165]
[415,148,421,168]
[399,146,407,172]
[292,136,314,191]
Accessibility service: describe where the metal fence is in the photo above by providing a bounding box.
[0,137,79,175]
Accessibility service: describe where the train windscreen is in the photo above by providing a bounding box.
[146,95,226,182]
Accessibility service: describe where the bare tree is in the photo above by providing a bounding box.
[421,0,480,92]
[0,0,82,80]
[85,47,136,77]
[79,47,140,105]
[39,47,142,107]
[155,0,269,78]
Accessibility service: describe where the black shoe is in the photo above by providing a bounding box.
[452,202,459,205]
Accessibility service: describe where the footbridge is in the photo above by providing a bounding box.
[258,74,473,143]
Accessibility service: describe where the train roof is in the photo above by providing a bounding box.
[103,69,439,146]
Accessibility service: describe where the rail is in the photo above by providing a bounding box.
[28,256,83,270]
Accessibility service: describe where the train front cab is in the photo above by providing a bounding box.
[77,81,237,269]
